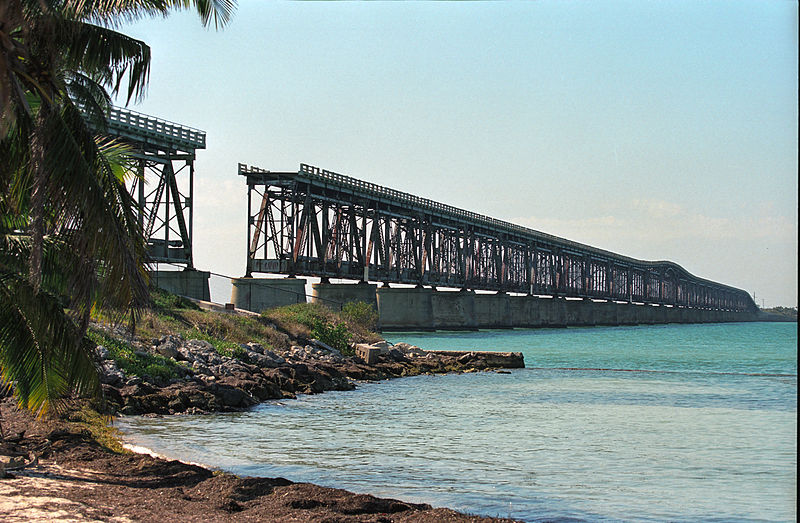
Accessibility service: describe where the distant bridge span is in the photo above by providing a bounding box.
[240,163,757,314]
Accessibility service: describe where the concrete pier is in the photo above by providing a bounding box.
[431,290,476,329]
[376,287,434,330]
[230,277,307,313]
[474,293,512,328]
[312,282,378,310]
[371,286,759,331]
[151,270,210,301]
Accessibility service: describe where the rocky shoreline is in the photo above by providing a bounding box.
[2,317,525,522]
[96,329,524,416]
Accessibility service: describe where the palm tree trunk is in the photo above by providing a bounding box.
[28,107,48,295]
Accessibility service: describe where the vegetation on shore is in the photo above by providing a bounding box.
[88,286,382,383]
[1,0,237,416]
[263,300,381,355]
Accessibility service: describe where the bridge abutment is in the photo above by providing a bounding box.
[151,270,210,302]
[230,277,307,313]
[309,283,762,330]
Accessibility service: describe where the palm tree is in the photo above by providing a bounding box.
[0,0,236,416]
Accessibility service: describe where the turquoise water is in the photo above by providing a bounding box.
[118,322,797,522]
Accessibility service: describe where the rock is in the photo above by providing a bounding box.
[371,341,391,352]
[95,345,111,360]
[248,353,285,368]
[246,342,264,354]
[99,361,125,385]
[457,352,475,364]
[213,384,256,408]
[186,339,216,353]
[176,347,196,363]
[393,344,426,358]
[155,344,179,360]
[386,349,408,362]
[262,350,286,364]
[191,361,211,375]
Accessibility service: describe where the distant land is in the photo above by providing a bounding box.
[761,307,798,321]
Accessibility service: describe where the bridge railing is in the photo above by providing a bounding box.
[106,106,206,149]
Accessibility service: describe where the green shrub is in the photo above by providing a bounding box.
[264,302,330,328]
[311,319,352,354]
[150,286,200,311]
[87,330,183,381]
[341,300,378,331]
[184,328,247,360]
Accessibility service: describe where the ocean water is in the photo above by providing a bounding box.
[117,322,797,522]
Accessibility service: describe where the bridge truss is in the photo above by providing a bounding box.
[90,106,205,267]
[241,163,756,313]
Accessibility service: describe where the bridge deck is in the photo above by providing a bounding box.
[240,163,756,312]
[105,106,205,152]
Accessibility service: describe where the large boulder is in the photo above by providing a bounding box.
[99,360,125,385]
[154,334,183,359]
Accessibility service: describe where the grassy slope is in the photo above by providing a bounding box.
[88,287,383,382]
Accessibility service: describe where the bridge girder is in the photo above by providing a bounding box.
[241,163,757,313]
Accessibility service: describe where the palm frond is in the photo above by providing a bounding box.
[185,0,236,29]
[65,70,112,131]
[0,270,100,416]
[38,102,149,313]
[60,19,151,104]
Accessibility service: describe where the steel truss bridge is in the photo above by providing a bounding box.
[88,105,205,268]
[241,163,756,313]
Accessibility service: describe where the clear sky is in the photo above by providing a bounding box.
[116,1,798,307]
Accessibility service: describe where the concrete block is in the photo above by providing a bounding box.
[355,344,380,364]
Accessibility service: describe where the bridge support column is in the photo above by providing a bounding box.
[534,297,567,327]
[312,282,378,311]
[595,301,619,325]
[432,290,477,330]
[564,299,596,326]
[617,302,638,325]
[662,305,679,323]
[231,277,307,313]
[473,292,512,328]
[376,287,433,331]
[151,270,210,301]
[509,295,538,327]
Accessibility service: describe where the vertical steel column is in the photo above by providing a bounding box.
[245,182,252,277]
